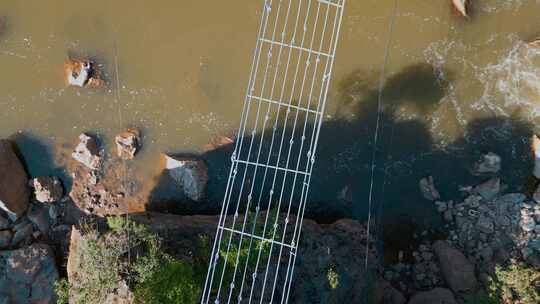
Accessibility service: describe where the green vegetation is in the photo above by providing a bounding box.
[327,266,339,290]
[55,217,206,304]
[54,210,283,304]
[486,264,540,304]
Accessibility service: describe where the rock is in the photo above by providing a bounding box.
[163,155,208,202]
[0,140,30,220]
[27,204,51,234]
[443,210,453,222]
[495,193,526,205]
[529,38,540,48]
[115,128,141,160]
[532,134,540,179]
[64,58,104,88]
[473,178,500,201]
[0,214,9,229]
[533,185,540,204]
[32,176,63,203]
[432,241,477,293]
[0,230,12,248]
[408,288,457,304]
[374,279,406,304]
[0,244,59,303]
[419,176,440,201]
[520,216,536,232]
[476,216,494,234]
[72,133,102,170]
[11,222,33,246]
[435,201,447,213]
[473,152,501,175]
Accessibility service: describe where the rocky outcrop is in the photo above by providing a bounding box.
[407,288,457,304]
[0,140,30,220]
[0,244,59,304]
[72,133,102,170]
[432,241,477,293]
[115,128,141,160]
[419,176,440,201]
[68,212,379,303]
[163,155,208,202]
[32,176,63,203]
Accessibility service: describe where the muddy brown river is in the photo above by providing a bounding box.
[1,1,540,225]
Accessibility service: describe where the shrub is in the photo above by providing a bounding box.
[54,278,70,304]
[327,267,339,290]
[59,216,204,304]
[487,263,540,304]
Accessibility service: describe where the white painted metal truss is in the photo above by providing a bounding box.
[201,0,345,303]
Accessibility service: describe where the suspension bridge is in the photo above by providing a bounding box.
[201,0,346,303]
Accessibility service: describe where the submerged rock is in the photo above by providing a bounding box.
[432,240,477,293]
[419,176,440,201]
[72,133,102,170]
[163,155,208,202]
[451,0,469,17]
[115,128,141,160]
[0,140,30,220]
[0,244,59,304]
[473,152,500,175]
[32,176,63,203]
[408,288,457,304]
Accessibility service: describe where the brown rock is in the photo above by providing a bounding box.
[408,288,457,304]
[32,176,63,203]
[115,128,141,160]
[451,0,469,17]
[432,241,477,293]
[72,133,102,170]
[0,140,30,220]
[64,58,104,88]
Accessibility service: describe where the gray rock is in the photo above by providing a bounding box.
[520,217,536,232]
[473,178,500,201]
[473,152,501,175]
[408,288,457,304]
[0,244,58,303]
[0,230,12,248]
[164,155,208,202]
[419,176,440,201]
[375,279,406,304]
[11,223,32,246]
[0,214,9,230]
[32,176,63,203]
[443,210,453,222]
[0,140,30,220]
[27,204,51,234]
[72,133,102,170]
[432,241,477,293]
[476,216,494,234]
[115,128,141,160]
[435,201,447,213]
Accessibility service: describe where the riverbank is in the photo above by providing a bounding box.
[0,131,539,303]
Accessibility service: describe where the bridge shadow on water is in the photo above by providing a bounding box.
[193,62,535,244]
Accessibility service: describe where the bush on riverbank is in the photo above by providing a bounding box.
[55,217,205,304]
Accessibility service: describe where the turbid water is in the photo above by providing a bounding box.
[1,1,540,227]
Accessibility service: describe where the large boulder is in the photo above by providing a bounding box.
[432,241,477,293]
[408,288,457,304]
[72,133,102,170]
[0,140,30,220]
[163,155,208,202]
[0,244,59,304]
